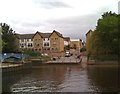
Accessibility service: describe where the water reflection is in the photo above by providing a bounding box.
[87,65,119,92]
[2,64,119,92]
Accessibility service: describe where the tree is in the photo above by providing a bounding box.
[1,23,18,53]
[96,11,118,54]
[89,11,119,60]
[80,47,86,52]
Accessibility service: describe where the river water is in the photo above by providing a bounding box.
[2,64,119,93]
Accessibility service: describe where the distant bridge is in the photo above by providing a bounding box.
[1,53,26,61]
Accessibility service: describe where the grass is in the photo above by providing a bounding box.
[3,58,22,62]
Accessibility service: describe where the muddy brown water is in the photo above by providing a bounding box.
[2,64,119,93]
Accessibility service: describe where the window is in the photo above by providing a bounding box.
[21,44,24,48]
[47,48,50,50]
[44,38,45,41]
[27,39,29,41]
[44,43,46,46]
[37,44,39,47]
[53,42,56,45]
[44,43,49,46]
[28,43,32,47]
[52,48,54,50]
[21,39,24,42]
[55,38,58,40]
[47,43,49,46]
[28,43,30,47]
[48,38,49,40]
[31,43,32,47]
[56,47,58,50]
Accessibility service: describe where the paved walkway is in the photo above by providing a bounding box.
[0,63,23,68]
[47,55,87,64]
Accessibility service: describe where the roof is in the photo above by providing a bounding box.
[40,33,51,38]
[32,31,51,39]
[19,34,34,39]
[49,30,63,38]
[14,33,20,39]
[86,29,92,35]
[64,37,70,41]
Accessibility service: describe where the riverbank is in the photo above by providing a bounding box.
[1,55,118,72]
[1,62,31,72]
[87,60,118,65]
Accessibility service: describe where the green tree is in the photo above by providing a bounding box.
[89,11,119,60]
[1,23,18,53]
[80,47,86,52]
[96,11,118,54]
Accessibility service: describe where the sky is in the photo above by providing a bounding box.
[0,0,119,41]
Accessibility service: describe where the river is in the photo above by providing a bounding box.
[2,64,119,93]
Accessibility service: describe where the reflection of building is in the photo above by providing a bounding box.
[86,30,93,53]
[19,34,34,50]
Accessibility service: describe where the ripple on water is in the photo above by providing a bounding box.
[9,65,117,92]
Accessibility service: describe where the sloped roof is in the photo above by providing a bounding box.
[49,30,63,38]
[14,33,20,39]
[86,29,92,35]
[40,33,51,38]
[55,31,63,38]
[19,34,34,39]
[32,31,51,39]
[64,37,70,41]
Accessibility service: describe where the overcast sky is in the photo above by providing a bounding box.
[0,0,119,41]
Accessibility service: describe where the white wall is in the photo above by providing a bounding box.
[19,39,33,49]
[43,38,50,47]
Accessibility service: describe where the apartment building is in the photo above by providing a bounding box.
[70,39,82,51]
[32,30,64,55]
[64,37,70,46]
[32,32,43,52]
[19,34,34,50]
[86,30,93,53]
[40,33,51,53]
[49,30,64,53]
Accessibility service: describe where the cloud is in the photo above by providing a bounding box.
[33,0,71,9]
[45,14,100,41]
[1,0,118,41]
[13,14,100,41]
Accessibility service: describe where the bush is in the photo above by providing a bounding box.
[80,48,86,52]
[23,50,41,56]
